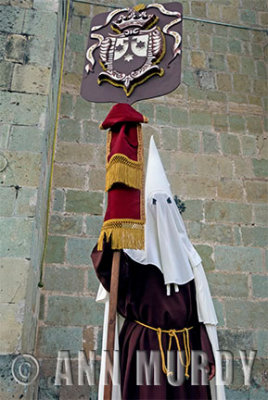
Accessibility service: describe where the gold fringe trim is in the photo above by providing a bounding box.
[105,153,143,191]
[97,219,144,251]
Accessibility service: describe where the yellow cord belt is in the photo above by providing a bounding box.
[135,320,193,379]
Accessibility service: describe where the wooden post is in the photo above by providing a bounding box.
[104,250,121,400]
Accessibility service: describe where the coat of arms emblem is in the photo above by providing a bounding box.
[81,2,183,104]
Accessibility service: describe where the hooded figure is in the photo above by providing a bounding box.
[92,137,226,400]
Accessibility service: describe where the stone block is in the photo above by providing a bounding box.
[207,272,248,298]
[212,299,224,327]
[182,200,203,221]
[240,9,256,24]
[254,204,268,226]
[11,64,51,95]
[5,34,27,63]
[171,153,195,174]
[190,111,211,127]
[252,159,268,177]
[0,151,41,186]
[160,127,178,151]
[241,136,257,157]
[196,155,218,176]
[60,94,73,117]
[216,73,232,92]
[87,267,99,294]
[37,326,83,357]
[213,114,228,131]
[229,39,242,54]
[44,266,84,293]
[62,72,82,95]
[194,244,214,271]
[240,57,255,76]
[245,181,268,203]
[256,331,268,357]
[0,124,10,149]
[199,34,211,52]
[15,187,37,216]
[217,179,244,201]
[180,130,200,153]
[52,189,64,212]
[196,70,215,90]
[27,36,54,67]
[0,62,13,89]
[0,91,47,125]
[0,217,33,257]
[53,164,87,189]
[73,2,90,16]
[49,214,83,236]
[58,118,81,142]
[229,115,245,132]
[234,74,251,93]
[0,5,25,33]
[170,108,188,127]
[184,176,217,198]
[252,275,268,298]
[0,304,24,351]
[65,190,103,214]
[253,79,267,97]
[0,355,27,399]
[73,96,92,120]
[68,32,85,53]
[217,329,254,358]
[82,120,105,144]
[190,222,233,245]
[202,132,220,154]
[213,36,228,53]
[55,142,95,164]
[190,51,206,69]
[191,1,206,17]
[225,299,268,329]
[10,0,33,7]
[66,237,96,266]
[46,295,104,326]
[9,125,42,152]
[155,105,171,126]
[227,54,240,72]
[241,227,268,248]
[208,54,225,71]
[0,187,15,216]
[220,133,241,155]
[22,9,57,39]
[0,258,29,303]
[88,169,105,191]
[233,159,253,178]
[45,235,65,264]
[85,215,103,237]
[246,116,263,135]
[215,246,263,272]
[182,70,196,86]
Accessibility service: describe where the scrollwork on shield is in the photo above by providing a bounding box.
[97,26,165,96]
[81,2,183,104]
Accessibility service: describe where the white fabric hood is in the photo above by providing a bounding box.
[125,136,201,288]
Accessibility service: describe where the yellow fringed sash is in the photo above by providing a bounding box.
[105,153,143,191]
[135,320,193,379]
[97,219,144,251]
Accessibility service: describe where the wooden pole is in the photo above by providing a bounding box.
[104,250,121,400]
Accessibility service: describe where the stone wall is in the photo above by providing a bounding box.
[0,0,68,399]
[35,1,268,399]
[1,0,267,399]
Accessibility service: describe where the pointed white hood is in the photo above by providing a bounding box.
[124,136,202,288]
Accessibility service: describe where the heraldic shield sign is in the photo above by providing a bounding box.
[80,2,183,104]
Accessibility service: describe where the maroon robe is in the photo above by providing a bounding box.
[92,243,214,400]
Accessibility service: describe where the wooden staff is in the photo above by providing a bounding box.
[104,250,121,400]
